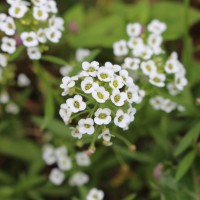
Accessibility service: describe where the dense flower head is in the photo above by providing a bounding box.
[113,19,188,111]
[42,144,91,186]
[60,61,144,146]
[0,0,64,61]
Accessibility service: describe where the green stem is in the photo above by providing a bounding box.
[114,132,132,148]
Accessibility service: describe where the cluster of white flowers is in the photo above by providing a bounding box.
[149,96,184,113]
[86,188,104,200]
[59,61,145,146]
[113,19,188,111]
[0,91,19,114]
[0,0,64,60]
[42,144,90,186]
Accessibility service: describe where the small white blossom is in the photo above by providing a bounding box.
[94,108,111,125]
[82,61,99,77]
[57,156,72,171]
[111,90,127,106]
[167,83,180,96]
[5,102,19,114]
[98,129,113,142]
[86,188,104,200]
[147,34,163,48]
[27,47,41,60]
[46,0,58,13]
[1,17,16,36]
[78,118,95,135]
[76,48,91,62]
[0,54,7,67]
[81,77,98,94]
[92,86,109,103]
[0,91,10,104]
[21,31,38,47]
[33,6,48,21]
[42,144,56,165]
[66,95,86,113]
[76,152,91,167]
[59,65,73,76]
[114,109,130,129]
[8,4,28,19]
[109,76,124,90]
[54,146,68,158]
[174,75,188,91]
[45,28,62,43]
[126,23,142,37]
[49,168,65,186]
[128,37,144,49]
[105,62,121,72]
[48,16,64,31]
[123,57,140,71]
[141,60,157,76]
[126,86,140,103]
[164,59,179,74]
[69,172,89,186]
[97,67,114,82]
[128,106,136,121]
[17,73,30,87]
[147,19,167,35]
[132,45,153,60]
[149,73,166,87]
[113,40,128,56]
[71,127,83,139]
[59,103,72,124]
[119,69,133,86]
[1,37,16,54]
[37,28,47,43]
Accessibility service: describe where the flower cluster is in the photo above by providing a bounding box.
[42,144,90,186]
[0,0,64,60]
[113,20,188,111]
[59,61,144,146]
[150,96,185,113]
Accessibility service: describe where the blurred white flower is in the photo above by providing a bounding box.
[17,73,30,87]
[76,48,91,62]
[86,188,104,200]
[49,168,65,186]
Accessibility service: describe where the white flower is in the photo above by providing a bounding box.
[147,19,167,35]
[59,103,72,124]
[98,129,113,142]
[1,37,16,54]
[128,37,144,49]
[37,29,47,43]
[42,144,56,165]
[71,127,83,139]
[82,61,99,77]
[66,95,86,113]
[48,16,64,31]
[113,40,128,56]
[5,102,19,114]
[27,47,41,60]
[59,65,72,76]
[149,73,166,87]
[111,90,127,106]
[126,23,142,37]
[78,118,95,135]
[147,34,163,48]
[162,99,177,113]
[97,67,114,82]
[137,89,145,104]
[164,59,179,74]
[76,152,91,167]
[8,4,28,19]
[46,0,58,13]
[105,62,121,72]
[31,0,47,6]
[174,75,188,91]
[92,86,109,103]
[57,156,72,171]
[167,83,180,96]
[123,57,140,71]
[69,172,89,186]
[49,168,65,186]
[109,76,124,90]
[114,109,130,129]
[21,31,38,47]
[0,91,9,104]
[119,69,133,86]
[17,73,30,87]
[149,96,164,110]
[128,106,136,121]
[0,54,7,67]
[33,6,48,21]
[126,87,140,103]
[1,17,16,36]
[60,76,76,90]
[141,60,157,76]
[45,28,62,43]
[132,45,153,60]
[54,146,68,158]
[94,108,111,125]
[81,77,98,94]
[86,188,104,200]
[76,48,91,62]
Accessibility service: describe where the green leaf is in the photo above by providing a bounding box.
[174,122,200,156]
[42,55,68,66]
[175,150,196,181]
[8,46,24,62]
[0,137,41,162]
[123,194,136,200]
[151,2,200,40]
